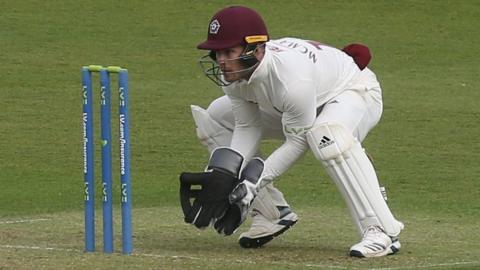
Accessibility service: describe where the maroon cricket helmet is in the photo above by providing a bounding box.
[197,6,269,51]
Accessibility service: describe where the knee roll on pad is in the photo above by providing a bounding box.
[191,105,233,153]
[306,122,355,161]
[306,122,403,237]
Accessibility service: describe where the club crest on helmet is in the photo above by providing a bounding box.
[209,19,221,34]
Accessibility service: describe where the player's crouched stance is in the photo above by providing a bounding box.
[180,5,404,258]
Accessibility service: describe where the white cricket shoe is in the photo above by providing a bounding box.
[349,226,401,258]
[238,207,298,248]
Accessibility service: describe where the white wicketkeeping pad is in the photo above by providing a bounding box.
[307,122,403,237]
[191,105,233,153]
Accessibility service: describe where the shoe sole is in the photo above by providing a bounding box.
[239,219,298,248]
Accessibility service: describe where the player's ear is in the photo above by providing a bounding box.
[254,43,266,61]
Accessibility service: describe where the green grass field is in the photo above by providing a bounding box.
[1,1,479,269]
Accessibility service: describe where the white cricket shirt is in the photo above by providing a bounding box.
[223,37,362,180]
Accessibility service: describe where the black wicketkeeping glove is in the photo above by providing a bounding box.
[179,147,243,229]
[214,158,264,235]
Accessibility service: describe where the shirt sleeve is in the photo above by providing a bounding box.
[262,79,317,180]
[228,94,263,162]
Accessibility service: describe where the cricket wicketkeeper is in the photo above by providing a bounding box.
[179,5,404,258]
